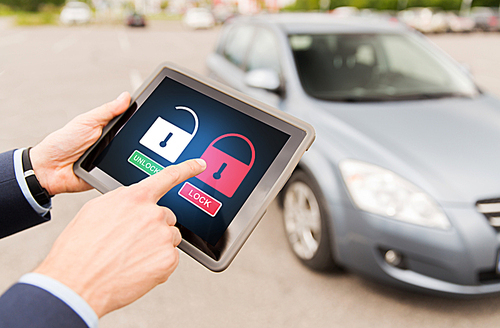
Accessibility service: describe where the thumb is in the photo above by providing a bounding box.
[86,92,131,127]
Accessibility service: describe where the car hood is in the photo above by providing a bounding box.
[310,94,500,205]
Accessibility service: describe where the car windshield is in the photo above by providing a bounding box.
[289,33,479,102]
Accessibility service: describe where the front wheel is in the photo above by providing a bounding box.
[281,170,339,271]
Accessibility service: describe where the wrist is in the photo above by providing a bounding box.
[29,145,54,196]
[19,272,100,328]
[34,261,109,318]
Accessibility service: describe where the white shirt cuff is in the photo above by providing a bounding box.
[19,273,99,328]
[13,148,52,216]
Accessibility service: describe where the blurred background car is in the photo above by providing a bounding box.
[59,1,91,25]
[207,13,500,295]
[183,7,216,29]
[212,4,236,23]
[398,7,448,33]
[330,6,359,17]
[469,7,499,31]
[125,11,146,27]
[445,12,475,32]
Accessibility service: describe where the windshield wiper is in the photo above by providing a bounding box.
[395,92,472,100]
[319,95,399,102]
[318,92,472,102]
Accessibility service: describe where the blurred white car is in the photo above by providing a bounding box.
[445,12,475,32]
[398,8,448,33]
[60,1,91,25]
[183,8,215,29]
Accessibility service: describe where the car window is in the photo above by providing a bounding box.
[289,33,478,101]
[246,28,280,73]
[223,25,255,68]
[381,35,447,86]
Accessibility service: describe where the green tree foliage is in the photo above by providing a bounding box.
[283,0,320,11]
[472,0,500,7]
[0,0,64,12]
[406,0,461,10]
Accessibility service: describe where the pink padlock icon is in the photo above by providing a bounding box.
[196,133,255,198]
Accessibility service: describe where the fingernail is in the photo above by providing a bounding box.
[195,158,206,169]
[116,92,127,101]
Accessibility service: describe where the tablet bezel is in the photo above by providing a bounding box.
[74,63,315,272]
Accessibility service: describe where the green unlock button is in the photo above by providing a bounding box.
[128,150,164,176]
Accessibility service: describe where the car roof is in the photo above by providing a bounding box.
[229,13,410,34]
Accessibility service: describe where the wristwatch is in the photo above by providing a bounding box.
[22,148,52,206]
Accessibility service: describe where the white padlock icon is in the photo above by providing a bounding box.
[139,106,199,163]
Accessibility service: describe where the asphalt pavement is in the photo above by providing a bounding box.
[1,20,500,328]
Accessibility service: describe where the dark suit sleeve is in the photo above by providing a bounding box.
[0,150,50,239]
[0,283,88,328]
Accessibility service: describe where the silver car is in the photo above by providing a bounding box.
[207,13,500,295]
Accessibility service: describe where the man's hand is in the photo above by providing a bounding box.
[33,158,206,318]
[30,92,131,196]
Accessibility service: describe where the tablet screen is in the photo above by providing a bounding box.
[84,75,290,247]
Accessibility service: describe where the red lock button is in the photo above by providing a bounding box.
[178,182,222,217]
[196,133,255,198]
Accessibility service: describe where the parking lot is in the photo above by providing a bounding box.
[1,20,500,327]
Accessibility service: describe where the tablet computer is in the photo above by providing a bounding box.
[74,63,315,272]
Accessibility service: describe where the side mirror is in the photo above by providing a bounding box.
[244,69,281,92]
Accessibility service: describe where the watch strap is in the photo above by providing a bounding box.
[22,148,52,206]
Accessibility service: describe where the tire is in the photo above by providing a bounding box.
[281,170,339,271]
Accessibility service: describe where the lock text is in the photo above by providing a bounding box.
[178,182,222,217]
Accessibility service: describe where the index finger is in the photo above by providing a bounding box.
[137,158,206,202]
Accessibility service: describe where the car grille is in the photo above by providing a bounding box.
[477,198,500,232]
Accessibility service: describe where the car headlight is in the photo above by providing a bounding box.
[339,159,450,230]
